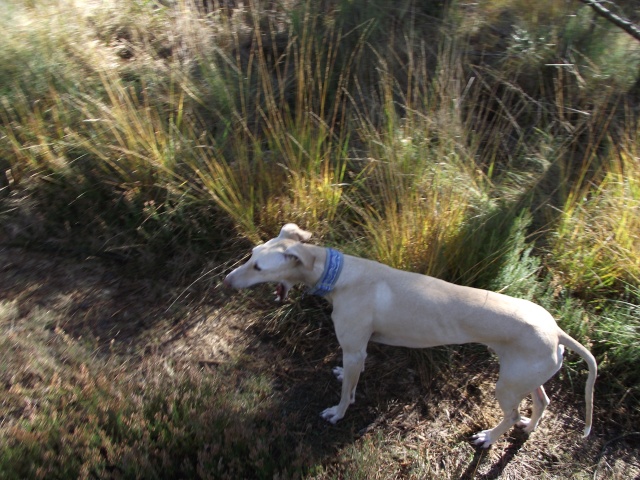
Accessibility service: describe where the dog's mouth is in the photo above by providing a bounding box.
[275,283,287,302]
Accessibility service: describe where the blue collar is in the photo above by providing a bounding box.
[307,248,344,296]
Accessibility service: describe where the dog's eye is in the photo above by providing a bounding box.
[253,264,262,272]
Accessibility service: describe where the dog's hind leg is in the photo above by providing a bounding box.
[471,378,526,448]
[473,347,562,447]
[517,385,550,433]
[517,344,562,433]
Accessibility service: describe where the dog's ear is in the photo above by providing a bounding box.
[278,223,312,242]
[283,243,315,270]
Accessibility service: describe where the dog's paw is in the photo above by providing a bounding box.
[516,416,536,434]
[470,430,494,449]
[321,406,344,424]
[332,367,344,382]
[516,417,531,428]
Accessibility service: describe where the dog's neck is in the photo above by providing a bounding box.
[307,248,344,296]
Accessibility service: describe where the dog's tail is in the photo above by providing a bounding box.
[558,331,598,437]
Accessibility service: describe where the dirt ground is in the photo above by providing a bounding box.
[1,245,639,479]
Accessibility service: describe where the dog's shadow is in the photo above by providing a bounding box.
[459,430,528,480]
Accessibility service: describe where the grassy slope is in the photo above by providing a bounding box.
[1,0,639,478]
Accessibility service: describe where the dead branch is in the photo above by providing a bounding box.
[578,0,640,42]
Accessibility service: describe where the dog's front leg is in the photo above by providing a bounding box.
[321,350,366,424]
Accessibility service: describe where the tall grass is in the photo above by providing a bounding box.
[550,131,640,299]
[1,0,637,346]
[1,1,637,308]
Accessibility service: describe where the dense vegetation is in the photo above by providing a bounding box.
[1,0,639,478]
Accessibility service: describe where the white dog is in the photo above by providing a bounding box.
[224,224,597,447]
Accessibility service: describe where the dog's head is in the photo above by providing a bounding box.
[223,223,317,301]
